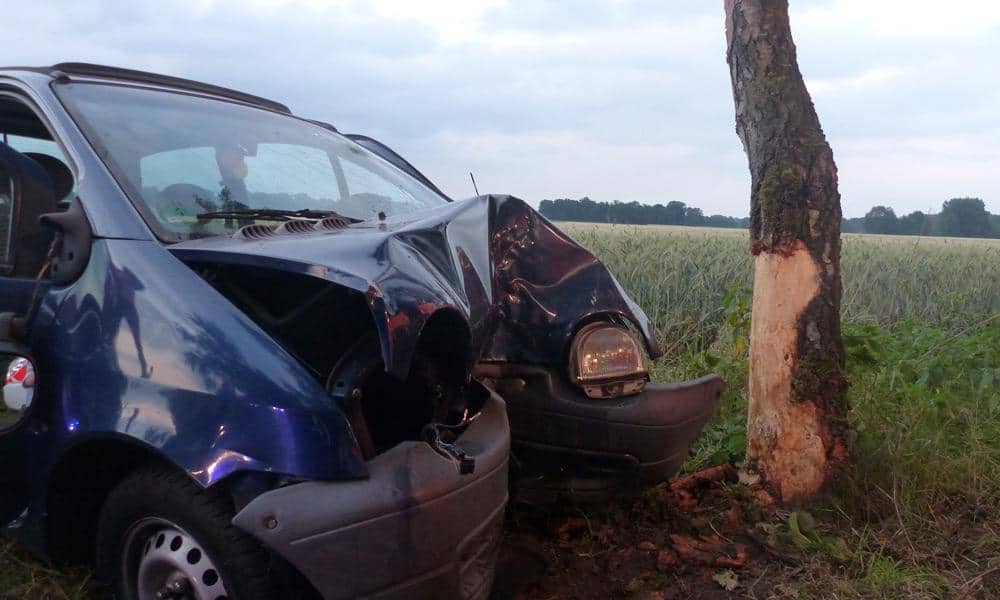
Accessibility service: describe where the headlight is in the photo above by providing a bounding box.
[570,323,648,399]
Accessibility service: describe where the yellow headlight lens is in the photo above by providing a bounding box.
[571,324,647,384]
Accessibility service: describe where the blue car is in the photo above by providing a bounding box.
[0,63,724,600]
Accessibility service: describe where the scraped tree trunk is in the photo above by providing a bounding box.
[724,0,850,503]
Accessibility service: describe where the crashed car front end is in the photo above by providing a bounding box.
[170,194,725,498]
[18,70,726,599]
[163,193,726,593]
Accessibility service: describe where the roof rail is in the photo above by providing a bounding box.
[50,62,291,114]
[307,119,339,133]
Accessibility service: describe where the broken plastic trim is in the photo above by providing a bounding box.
[423,422,476,475]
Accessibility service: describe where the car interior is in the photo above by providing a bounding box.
[0,96,75,278]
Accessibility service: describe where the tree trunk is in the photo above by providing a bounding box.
[724,0,850,503]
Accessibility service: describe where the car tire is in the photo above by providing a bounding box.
[96,465,279,600]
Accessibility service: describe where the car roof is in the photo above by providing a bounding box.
[0,62,291,114]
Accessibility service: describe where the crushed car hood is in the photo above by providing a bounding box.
[170,195,661,379]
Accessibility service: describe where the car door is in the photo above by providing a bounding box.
[0,93,75,524]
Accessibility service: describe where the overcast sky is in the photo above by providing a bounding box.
[7,0,1000,217]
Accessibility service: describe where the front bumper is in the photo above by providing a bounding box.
[477,364,724,498]
[232,392,510,600]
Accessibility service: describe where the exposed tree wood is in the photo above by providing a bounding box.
[724,0,850,503]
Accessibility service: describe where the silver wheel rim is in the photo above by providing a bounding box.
[122,517,229,600]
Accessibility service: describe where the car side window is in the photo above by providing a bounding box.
[0,96,76,278]
[4,134,75,207]
[5,135,68,167]
[337,157,425,218]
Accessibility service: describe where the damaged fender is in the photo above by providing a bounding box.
[27,239,367,489]
[169,195,662,380]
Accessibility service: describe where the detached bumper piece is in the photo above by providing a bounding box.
[479,364,724,501]
[232,393,510,600]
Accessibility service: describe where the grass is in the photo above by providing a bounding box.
[559,222,1000,598]
[0,542,95,600]
[3,224,999,598]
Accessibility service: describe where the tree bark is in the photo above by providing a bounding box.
[724,0,850,503]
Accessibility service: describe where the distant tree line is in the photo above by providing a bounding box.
[540,196,1000,238]
[538,198,749,228]
[844,198,1000,238]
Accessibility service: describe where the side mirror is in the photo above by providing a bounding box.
[40,198,92,285]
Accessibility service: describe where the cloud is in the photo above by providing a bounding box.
[835,134,1000,215]
[3,0,998,217]
[795,0,1000,38]
[807,65,912,95]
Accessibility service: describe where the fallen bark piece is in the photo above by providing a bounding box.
[738,469,761,486]
[637,541,657,552]
[656,548,678,571]
[597,524,617,544]
[669,464,737,493]
[753,488,776,507]
[669,533,748,568]
[556,517,589,538]
[714,550,749,568]
[727,502,743,528]
[672,489,698,510]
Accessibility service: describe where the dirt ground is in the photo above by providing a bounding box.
[492,466,771,599]
[490,465,1000,599]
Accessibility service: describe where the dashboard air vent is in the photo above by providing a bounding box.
[233,223,276,240]
[318,216,352,230]
[276,219,317,235]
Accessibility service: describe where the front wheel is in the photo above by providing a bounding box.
[96,466,279,600]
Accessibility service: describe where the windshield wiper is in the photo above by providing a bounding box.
[196,208,361,222]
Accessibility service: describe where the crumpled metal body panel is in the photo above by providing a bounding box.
[0,238,367,548]
[37,238,366,483]
[170,195,661,380]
